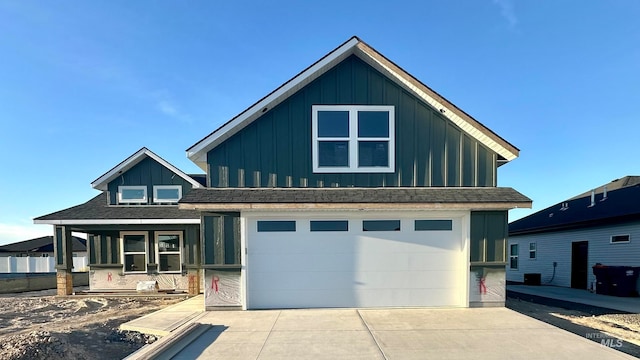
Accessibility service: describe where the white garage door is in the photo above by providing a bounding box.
[246,213,467,309]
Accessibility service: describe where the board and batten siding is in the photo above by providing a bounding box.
[207,55,497,188]
[507,221,640,290]
[106,156,195,205]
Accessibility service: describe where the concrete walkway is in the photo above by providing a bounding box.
[120,295,204,336]
[123,300,636,359]
[508,284,640,313]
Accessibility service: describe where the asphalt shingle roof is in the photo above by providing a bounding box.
[0,236,86,252]
[509,184,640,236]
[34,192,200,221]
[180,187,531,205]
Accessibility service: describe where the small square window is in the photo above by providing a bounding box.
[318,111,349,137]
[118,186,147,204]
[153,185,182,203]
[318,141,349,167]
[358,111,389,137]
[358,141,389,167]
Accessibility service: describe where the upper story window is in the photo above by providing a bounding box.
[153,185,182,203]
[118,186,147,204]
[312,105,395,173]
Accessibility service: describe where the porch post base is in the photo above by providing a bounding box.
[56,269,73,296]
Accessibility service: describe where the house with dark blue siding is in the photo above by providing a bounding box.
[35,37,531,309]
[508,176,640,295]
[35,148,205,294]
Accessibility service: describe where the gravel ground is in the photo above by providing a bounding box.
[0,288,182,360]
[507,294,640,358]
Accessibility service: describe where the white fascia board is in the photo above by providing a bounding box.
[91,148,203,191]
[34,218,201,225]
[186,37,361,167]
[353,46,518,162]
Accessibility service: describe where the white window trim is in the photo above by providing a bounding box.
[155,231,183,274]
[118,186,148,204]
[153,185,182,203]
[509,244,519,270]
[610,234,631,244]
[312,105,395,173]
[121,231,148,273]
[529,242,536,259]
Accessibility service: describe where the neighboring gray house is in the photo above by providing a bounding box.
[0,236,86,258]
[508,176,640,292]
[35,36,531,309]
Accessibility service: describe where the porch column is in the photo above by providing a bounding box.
[187,268,201,295]
[53,225,74,296]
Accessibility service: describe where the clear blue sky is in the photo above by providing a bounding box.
[1,1,639,245]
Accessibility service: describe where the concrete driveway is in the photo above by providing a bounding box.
[165,307,635,360]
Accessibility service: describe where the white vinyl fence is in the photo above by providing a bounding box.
[0,256,88,273]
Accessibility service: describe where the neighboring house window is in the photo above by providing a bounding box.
[529,242,536,259]
[156,232,182,273]
[153,185,182,203]
[121,232,148,273]
[312,105,395,173]
[509,244,518,269]
[257,221,296,232]
[118,186,147,204]
[611,235,630,244]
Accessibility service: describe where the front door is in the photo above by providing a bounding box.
[571,241,589,289]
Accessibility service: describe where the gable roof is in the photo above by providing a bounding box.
[179,187,531,211]
[186,36,520,171]
[0,236,86,253]
[509,177,640,236]
[91,147,203,191]
[34,192,200,225]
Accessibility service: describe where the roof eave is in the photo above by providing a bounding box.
[179,201,532,212]
[91,148,203,190]
[34,219,201,225]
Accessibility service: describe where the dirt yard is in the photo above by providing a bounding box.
[0,288,182,360]
[2,288,640,359]
[507,296,640,358]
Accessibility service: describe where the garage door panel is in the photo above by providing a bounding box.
[249,252,355,273]
[250,289,358,309]
[251,237,355,254]
[247,215,466,309]
[249,271,362,291]
[407,253,460,271]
